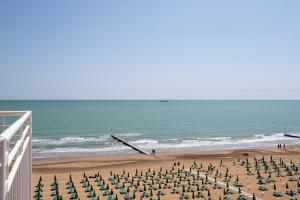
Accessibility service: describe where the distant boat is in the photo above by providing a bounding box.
[159,100,169,102]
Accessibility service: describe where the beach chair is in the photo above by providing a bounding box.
[87,190,96,198]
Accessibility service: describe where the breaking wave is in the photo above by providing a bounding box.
[32,132,300,158]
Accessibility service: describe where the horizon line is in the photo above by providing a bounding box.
[0,98,300,101]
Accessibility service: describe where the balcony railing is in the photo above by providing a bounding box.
[0,111,32,200]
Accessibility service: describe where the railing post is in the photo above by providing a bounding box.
[29,113,32,200]
[0,136,7,200]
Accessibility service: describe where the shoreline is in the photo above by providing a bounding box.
[32,146,297,173]
[31,132,300,159]
[32,142,292,159]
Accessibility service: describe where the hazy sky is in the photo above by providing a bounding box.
[0,1,299,100]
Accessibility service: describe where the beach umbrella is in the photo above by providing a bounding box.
[258,185,268,191]
[273,191,283,197]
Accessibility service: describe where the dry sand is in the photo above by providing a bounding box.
[32,146,300,200]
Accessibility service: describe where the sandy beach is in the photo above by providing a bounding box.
[32,146,300,200]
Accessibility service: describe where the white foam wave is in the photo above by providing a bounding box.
[196,136,231,141]
[32,133,142,146]
[32,135,110,146]
[131,139,158,144]
[128,133,300,150]
[32,132,300,158]
[34,145,131,154]
[115,133,142,137]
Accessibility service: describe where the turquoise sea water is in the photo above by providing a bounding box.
[0,100,300,158]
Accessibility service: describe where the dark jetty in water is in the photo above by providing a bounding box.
[284,133,300,139]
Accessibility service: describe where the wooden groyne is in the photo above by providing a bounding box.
[284,133,300,139]
[111,135,151,155]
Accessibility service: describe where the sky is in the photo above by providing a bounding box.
[0,1,299,100]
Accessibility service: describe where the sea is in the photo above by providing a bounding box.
[0,100,300,158]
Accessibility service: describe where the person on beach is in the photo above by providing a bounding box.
[152,149,156,155]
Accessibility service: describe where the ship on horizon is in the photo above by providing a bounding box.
[159,100,169,102]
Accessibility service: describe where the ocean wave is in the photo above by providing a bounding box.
[32,145,133,158]
[34,145,131,154]
[131,139,158,144]
[128,133,299,150]
[114,133,142,137]
[32,132,300,158]
[196,136,232,141]
[32,132,142,146]
[32,135,110,146]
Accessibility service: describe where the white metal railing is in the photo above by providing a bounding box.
[0,111,32,200]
